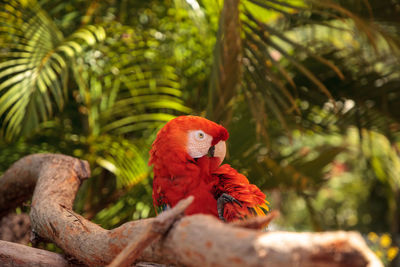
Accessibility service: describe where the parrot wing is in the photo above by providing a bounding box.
[152,171,219,217]
[213,164,269,221]
[155,203,170,215]
[152,174,173,215]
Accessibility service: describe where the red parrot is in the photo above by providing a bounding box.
[149,115,269,222]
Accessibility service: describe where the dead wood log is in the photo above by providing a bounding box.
[107,196,194,267]
[0,240,70,267]
[0,153,383,267]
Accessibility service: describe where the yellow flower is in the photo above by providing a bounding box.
[380,234,392,248]
[368,232,379,243]
[376,250,383,259]
[388,247,399,261]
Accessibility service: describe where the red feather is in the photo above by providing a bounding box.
[150,116,269,222]
[213,164,269,221]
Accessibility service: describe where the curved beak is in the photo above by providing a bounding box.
[208,141,226,164]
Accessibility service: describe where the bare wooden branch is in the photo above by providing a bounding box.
[0,240,70,267]
[0,154,383,267]
[107,196,194,267]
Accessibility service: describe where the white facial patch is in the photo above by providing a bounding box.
[187,130,213,159]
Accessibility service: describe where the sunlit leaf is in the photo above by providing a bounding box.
[0,0,105,140]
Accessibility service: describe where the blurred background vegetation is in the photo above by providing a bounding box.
[1,0,400,265]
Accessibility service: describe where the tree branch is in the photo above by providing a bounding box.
[0,154,383,267]
[107,196,194,267]
[0,240,71,267]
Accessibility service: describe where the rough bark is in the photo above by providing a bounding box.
[0,157,40,217]
[108,197,194,267]
[0,213,31,244]
[0,154,383,267]
[0,240,70,267]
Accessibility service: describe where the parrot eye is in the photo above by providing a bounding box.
[187,129,212,159]
[195,130,206,140]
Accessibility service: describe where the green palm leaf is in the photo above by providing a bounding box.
[0,0,104,140]
[71,23,190,137]
[206,0,399,137]
[94,136,150,189]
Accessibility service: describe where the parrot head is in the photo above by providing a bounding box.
[149,116,229,169]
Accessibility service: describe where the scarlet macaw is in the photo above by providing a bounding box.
[149,116,269,222]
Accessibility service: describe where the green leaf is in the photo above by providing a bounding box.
[0,0,105,140]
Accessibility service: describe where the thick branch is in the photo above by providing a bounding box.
[0,154,383,267]
[108,196,194,267]
[0,155,51,217]
[0,240,70,267]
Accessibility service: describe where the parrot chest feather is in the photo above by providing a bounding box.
[152,163,219,216]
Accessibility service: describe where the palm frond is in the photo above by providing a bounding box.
[288,45,400,137]
[93,136,150,189]
[226,99,344,190]
[0,0,105,140]
[263,145,343,191]
[71,23,190,136]
[207,0,400,138]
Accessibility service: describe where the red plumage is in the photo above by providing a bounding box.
[150,116,269,222]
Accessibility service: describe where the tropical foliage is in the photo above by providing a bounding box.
[1,0,400,264]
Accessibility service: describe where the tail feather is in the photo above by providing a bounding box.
[249,200,270,216]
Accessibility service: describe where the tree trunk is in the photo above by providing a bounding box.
[0,154,383,267]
